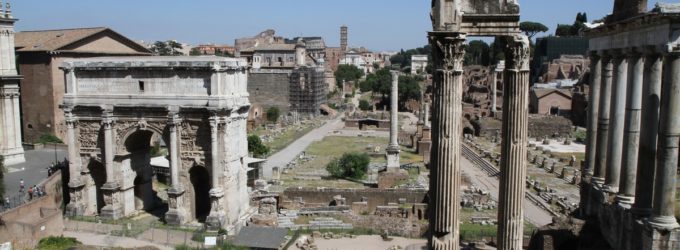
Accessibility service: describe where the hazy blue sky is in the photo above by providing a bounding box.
[11,0,675,51]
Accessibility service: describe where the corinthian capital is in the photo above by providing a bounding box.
[101,111,114,128]
[429,32,466,73]
[505,34,530,71]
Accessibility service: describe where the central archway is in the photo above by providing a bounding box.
[124,129,169,219]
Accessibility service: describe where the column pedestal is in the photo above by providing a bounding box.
[165,187,188,226]
[100,182,122,220]
[65,182,86,217]
[206,188,226,231]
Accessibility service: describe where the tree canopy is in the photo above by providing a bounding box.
[266,107,280,123]
[359,99,371,111]
[247,135,270,158]
[335,64,364,89]
[150,40,184,56]
[390,45,432,73]
[464,40,491,66]
[555,12,588,37]
[520,21,549,41]
[326,152,370,179]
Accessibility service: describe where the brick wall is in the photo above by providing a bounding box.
[248,70,292,115]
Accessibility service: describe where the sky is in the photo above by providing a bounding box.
[10,0,677,52]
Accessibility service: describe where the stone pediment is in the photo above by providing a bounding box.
[431,0,520,36]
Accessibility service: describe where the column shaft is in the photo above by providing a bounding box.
[11,94,21,150]
[210,117,220,189]
[102,113,114,184]
[585,54,602,177]
[169,114,180,189]
[4,95,14,149]
[65,112,81,187]
[491,71,498,113]
[633,54,663,216]
[649,54,680,229]
[390,71,399,147]
[617,52,643,206]
[498,35,530,250]
[427,32,465,250]
[604,53,628,192]
[593,56,613,183]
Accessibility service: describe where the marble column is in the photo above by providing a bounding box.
[491,70,498,114]
[604,51,628,193]
[166,112,187,225]
[100,111,121,219]
[498,35,530,250]
[616,51,643,207]
[427,32,465,250]
[386,71,400,169]
[584,53,601,178]
[648,53,680,230]
[593,54,613,184]
[632,52,663,216]
[64,109,85,216]
[206,115,225,230]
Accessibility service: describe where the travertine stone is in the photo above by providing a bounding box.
[0,14,24,166]
[497,35,530,250]
[632,53,663,216]
[648,53,680,230]
[604,52,628,193]
[617,51,643,207]
[427,32,465,250]
[593,55,613,184]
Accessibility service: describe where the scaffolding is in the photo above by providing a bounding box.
[290,66,328,116]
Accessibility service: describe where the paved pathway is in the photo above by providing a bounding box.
[263,115,345,175]
[64,231,173,250]
[461,156,553,227]
[3,148,67,196]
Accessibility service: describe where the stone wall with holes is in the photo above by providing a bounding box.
[248,69,292,115]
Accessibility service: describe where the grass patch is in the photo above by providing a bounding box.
[36,236,80,250]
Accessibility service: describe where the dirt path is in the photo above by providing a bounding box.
[461,157,553,226]
[290,235,427,250]
[64,231,173,250]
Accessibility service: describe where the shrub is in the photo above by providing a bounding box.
[38,134,63,144]
[359,100,371,111]
[36,236,80,250]
[248,135,270,157]
[326,152,370,179]
[266,107,280,123]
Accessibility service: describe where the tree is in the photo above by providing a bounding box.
[326,152,370,179]
[247,135,270,158]
[266,107,280,123]
[359,99,371,111]
[555,24,573,37]
[189,48,202,56]
[398,75,422,109]
[150,40,184,56]
[520,21,549,41]
[464,40,491,66]
[335,64,364,90]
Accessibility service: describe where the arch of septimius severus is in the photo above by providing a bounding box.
[428,1,529,249]
[61,57,252,233]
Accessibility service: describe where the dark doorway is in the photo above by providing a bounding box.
[190,166,211,222]
[550,106,560,115]
[125,129,168,219]
[87,161,106,213]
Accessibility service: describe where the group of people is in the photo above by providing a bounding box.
[18,178,46,200]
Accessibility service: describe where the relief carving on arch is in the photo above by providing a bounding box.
[115,119,166,154]
[78,121,101,152]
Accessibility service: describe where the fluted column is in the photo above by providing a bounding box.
[593,54,613,184]
[497,35,530,250]
[648,53,680,230]
[168,113,181,189]
[64,109,85,216]
[632,52,663,216]
[604,51,628,193]
[427,32,465,250]
[617,51,643,207]
[206,115,225,230]
[584,53,601,177]
[386,71,400,169]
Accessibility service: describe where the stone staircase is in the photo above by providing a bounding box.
[308,217,353,230]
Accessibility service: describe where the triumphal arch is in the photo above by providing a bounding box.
[428,1,530,250]
[61,56,252,232]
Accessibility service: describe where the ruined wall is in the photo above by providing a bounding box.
[280,188,427,211]
[248,69,292,114]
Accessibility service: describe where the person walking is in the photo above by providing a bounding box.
[4,197,9,209]
[19,179,24,193]
[28,186,33,200]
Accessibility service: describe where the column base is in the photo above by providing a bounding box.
[648,216,680,230]
[386,151,400,169]
[2,149,25,166]
[100,182,122,220]
[65,203,85,217]
[206,212,226,231]
[100,205,123,220]
[603,185,619,194]
[616,195,635,209]
[592,176,605,185]
[166,187,188,226]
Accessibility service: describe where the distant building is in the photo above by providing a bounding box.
[15,27,152,142]
[194,44,235,55]
[530,88,572,116]
[340,49,369,74]
[234,29,284,52]
[411,55,428,74]
[531,36,589,82]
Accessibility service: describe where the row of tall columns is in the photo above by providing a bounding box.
[497,35,530,250]
[428,32,530,250]
[585,49,680,229]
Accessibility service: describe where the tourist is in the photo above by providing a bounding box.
[27,186,33,200]
[4,197,9,209]
[19,179,24,193]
